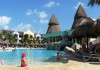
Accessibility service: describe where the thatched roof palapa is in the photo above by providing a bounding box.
[92,17,100,36]
[46,14,61,34]
[72,17,95,38]
[74,4,87,19]
[71,4,87,29]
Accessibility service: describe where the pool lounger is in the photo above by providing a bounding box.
[83,54,100,62]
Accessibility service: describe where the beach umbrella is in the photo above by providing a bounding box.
[92,17,100,37]
[72,17,95,38]
[72,17,97,50]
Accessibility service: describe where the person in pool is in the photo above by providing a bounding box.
[21,52,28,67]
[56,51,61,61]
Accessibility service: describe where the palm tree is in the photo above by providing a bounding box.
[10,34,18,44]
[88,0,100,6]
[0,34,2,40]
[0,30,10,44]
[36,37,40,44]
[23,34,29,47]
[29,35,34,46]
[41,38,47,44]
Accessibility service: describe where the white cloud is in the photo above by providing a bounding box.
[40,19,49,24]
[25,24,31,30]
[45,1,55,7]
[74,2,85,9]
[92,18,96,21]
[15,23,31,31]
[26,9,33,16]
[0,25,9,30]
[38,11,48,19]
[4,25,9,30]
[45,1,60,8]
[26,9,49,24]
[0,16,11,25]
[26,9,38,16]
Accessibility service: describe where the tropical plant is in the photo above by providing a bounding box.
[10,34,18,44]
[41,38,47,44]
[23,34,29,45]
[35,37,40,44]
[88,0,100,6]
[0,30,11,42]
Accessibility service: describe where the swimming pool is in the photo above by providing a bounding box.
[0,49,64,66]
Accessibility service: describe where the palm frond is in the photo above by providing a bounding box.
[88,0,100,6]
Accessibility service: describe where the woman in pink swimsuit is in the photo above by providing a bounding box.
[21,52,28,67]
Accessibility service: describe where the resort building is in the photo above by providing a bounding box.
[24,28,35,40]
[0,29,44,47]
[0,29,24,46]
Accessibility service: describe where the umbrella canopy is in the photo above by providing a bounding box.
[92,17,100,36]
[72,17,95,38]
[71,4,87,29]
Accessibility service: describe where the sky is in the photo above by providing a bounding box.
[0,0,100,34]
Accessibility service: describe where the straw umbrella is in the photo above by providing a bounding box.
[92,17,100,37]
[72,17,95,49]
[71,4,87,29]
[72,17,95,38]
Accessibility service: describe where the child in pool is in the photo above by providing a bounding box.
[21,52,28,67]
[56,51,61,61]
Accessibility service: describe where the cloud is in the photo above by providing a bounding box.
[44,1,60,8]
[0,16,11,30]
[15,23,31,31]
[26,9,49,24]
[0,25,9,30]
[92,18,96,21]
[74,2,85,9]
[38,11,48,19]
[4,25,9,29]
[0,16,11,25]
[26,9,38,16]
[40,19,49,24]
[26,9,33,16]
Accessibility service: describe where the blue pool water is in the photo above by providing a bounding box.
[0,49,64,66]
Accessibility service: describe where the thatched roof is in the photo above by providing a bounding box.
[49,14,59,25]
[72,17,95,38]
[93,17,100,36]
[74,4,87,19]
[71,4,87,29]
[46,14,61,34]
[71,18,86,29]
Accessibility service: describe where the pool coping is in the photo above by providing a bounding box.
[0,48,46,50]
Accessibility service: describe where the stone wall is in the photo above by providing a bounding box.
[46,40,73,50]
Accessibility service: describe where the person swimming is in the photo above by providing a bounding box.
[21,52,28,67]
[56,51,61,61]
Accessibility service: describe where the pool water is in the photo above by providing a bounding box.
[0,49,64,66]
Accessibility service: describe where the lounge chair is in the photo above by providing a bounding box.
[83,53,100,62]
